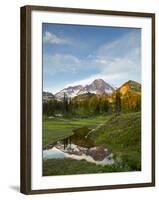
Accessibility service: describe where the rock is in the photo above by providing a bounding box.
[54,113,63,117]
[48,116,55,119]
[64,144,82,156]
[86,146,108,161]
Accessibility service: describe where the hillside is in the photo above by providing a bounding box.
[87,112,141,170]
[110,80,141,112]
[118,80,141,95]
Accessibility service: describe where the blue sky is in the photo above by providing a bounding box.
[42,23,141,94]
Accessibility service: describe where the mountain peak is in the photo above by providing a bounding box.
[92,78,106,84]
[77,79,114,96]
[43,91,55,102]
[55,85,83,99]
[119,80,141,95]
[55,79,115,99]
[127,80,139,85]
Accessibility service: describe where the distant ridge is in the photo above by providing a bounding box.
[55,79,115,100]
[43,79,141,101]
[118,80,141,95]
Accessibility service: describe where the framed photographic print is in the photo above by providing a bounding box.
[20,5,155,194]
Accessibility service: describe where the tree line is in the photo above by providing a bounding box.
[43,91,141,117]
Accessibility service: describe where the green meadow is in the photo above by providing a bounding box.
[43,114,112,148]
[43,112,141,176]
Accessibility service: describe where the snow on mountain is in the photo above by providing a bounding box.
[55,85,83,100]
[43,91,55,102]
[77,79,114,96]
[55,79,115,100]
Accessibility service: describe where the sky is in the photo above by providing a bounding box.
[42,23,141,94]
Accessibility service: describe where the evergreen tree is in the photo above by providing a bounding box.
[115,91,121,113]
[103,100,109,112]
[63,92,69,113]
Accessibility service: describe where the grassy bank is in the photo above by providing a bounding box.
[88,112,141,171]
[43,114,112,148]
[43,158,129,176]
[43,112,141,175]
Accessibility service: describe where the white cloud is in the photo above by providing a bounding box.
[43,53,80,75]
[65,73,121,88]
[97,30,141,58]
[91,30,141,84]
[43,30,141,92]
[43,31,71,45]
[44,49,141,90]
[44,30,141,79]
[95,54,140,75]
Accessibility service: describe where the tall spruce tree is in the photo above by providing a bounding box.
[115,91,121,113]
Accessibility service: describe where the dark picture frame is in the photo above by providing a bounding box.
[20,5,155,194]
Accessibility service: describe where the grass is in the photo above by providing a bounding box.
[43,112,141,175]
[88,112,141,171]
[43,114,112,148]
[43,158,130,176]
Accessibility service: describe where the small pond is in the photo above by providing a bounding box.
[43,143,114,166]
